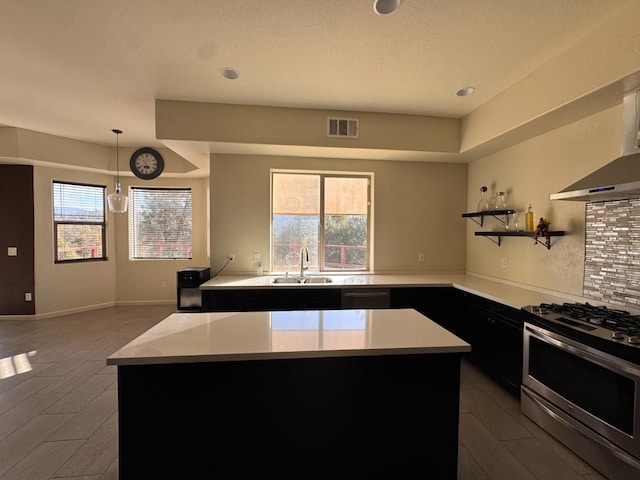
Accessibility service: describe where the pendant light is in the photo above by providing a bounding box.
[107,128,128,213]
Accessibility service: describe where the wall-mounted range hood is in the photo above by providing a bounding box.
[550,90,640,202]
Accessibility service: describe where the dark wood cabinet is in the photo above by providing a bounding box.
[390,286,465,324]
[267,288,342,310]
[461,292,525,396]
[202,287,341,312]
[203,284,525,396]
[392,286,524,396]
[202,289,268,311]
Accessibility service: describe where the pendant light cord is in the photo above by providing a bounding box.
[112,128,122,189]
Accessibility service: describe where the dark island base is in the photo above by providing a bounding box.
[117,353,462,479]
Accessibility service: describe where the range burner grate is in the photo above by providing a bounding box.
[540,302,640,336]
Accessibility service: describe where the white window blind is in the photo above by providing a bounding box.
[52,181,106,262]
[128,187,192,259]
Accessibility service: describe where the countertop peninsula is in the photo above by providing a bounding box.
[200,272,582,310]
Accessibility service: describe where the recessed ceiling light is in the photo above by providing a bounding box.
[373,0,401,15]
[456,86,475,97]
[220,68,239,80]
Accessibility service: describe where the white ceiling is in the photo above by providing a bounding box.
[0,0,634,155]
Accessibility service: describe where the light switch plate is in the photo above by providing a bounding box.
[7,247,17,256]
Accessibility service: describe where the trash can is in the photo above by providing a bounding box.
[176,267,210,311]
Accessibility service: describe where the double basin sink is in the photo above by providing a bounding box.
[272,276,333,284]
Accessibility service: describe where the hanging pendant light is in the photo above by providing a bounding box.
[107,128,128,213]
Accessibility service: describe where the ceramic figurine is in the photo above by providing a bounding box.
[534,218,550,239]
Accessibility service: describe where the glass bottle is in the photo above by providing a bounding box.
[525,204,535,232]
[492,191,507,210]
[504,214,519,231]
[477,186,489,211]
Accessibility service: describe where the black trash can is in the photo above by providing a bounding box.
[176,267,210,311]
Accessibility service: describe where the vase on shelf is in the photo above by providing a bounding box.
[504,215,519,231]
[491,191,507,210]
[477,186,490,211]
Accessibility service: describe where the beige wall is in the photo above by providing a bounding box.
[466,104,622,297]
[210,154,468,275]
[11,102,633,316]
[34,166,117,316]
[31,164,209,317]
[113,175,210,305]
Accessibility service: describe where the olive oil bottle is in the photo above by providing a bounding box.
[525,204,535,232]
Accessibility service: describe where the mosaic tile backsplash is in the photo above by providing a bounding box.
[584,199,640,307]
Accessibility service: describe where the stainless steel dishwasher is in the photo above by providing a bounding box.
[341,288,390,309]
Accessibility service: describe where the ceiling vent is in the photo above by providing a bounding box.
[327,117,359,139]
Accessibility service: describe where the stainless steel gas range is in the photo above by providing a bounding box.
[521,302,640,479]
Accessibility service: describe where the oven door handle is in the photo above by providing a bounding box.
[523,387,640,470]
[525,323,640,378]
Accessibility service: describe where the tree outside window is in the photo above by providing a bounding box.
[128,187,192,260]
[271,171,371,273]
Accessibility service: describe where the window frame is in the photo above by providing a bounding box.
[52,180,107,264]
[270,169,373,273]
[128,186,193,260]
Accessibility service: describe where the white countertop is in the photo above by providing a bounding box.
[107,308,471,366]
[200,273,582,310]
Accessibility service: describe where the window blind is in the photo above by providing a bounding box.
[128,187,192,259]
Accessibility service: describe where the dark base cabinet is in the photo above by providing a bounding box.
[461,293,525,396]
[391,286,466,325]
[202,287,341,312]
[391,287,524,396]
[203,285,524,396]
[117,353,463,479]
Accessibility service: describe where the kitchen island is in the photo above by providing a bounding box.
[107,308,470,479]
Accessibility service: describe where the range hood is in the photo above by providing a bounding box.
[550,90,640,201]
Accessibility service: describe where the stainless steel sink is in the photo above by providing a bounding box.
[303,276,333,283]
[272,276,303,284]
[271,276,333,284]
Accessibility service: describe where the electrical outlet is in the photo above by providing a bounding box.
[229,253,236,263]
[418,252,425,262]
[25,292,32,301]
[253,252,261,264]
[161,281,167,288]
[501,258,508,269]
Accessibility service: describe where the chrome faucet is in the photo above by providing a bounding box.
[299,245,309,279]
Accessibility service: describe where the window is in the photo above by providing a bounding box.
[52,181,107,263]
[128,187,192,259]
[271,170,371,273]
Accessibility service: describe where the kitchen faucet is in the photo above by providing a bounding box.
[299,245,309,279]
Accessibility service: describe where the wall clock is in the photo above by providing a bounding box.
[129,147,164,180]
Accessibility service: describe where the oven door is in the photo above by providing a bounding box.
[523,322,640,463]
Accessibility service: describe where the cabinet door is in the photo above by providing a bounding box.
[202,290,269,311]
[267,288,342,311]
[494,316,524,393]
[464,293,524,396]
[390,286,461,323]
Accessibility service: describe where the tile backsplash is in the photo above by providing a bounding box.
[584,199,640,307]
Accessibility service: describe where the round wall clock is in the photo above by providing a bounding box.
[129,147,164,180]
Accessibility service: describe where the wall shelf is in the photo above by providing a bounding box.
[462,210,515,227]
[474,231,565,249]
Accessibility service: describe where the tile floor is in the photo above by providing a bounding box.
[0,305,608,479]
